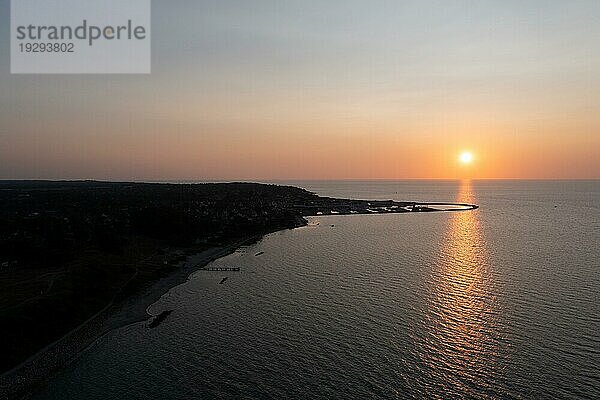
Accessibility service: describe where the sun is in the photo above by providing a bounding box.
[459,151,474,165]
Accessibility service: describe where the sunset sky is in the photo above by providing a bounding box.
[1,0,599,180]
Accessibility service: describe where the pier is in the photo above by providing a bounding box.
[199,267,241,272]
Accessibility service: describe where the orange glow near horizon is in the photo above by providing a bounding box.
[2,120,598,180]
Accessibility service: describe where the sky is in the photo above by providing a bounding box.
[1,0,599,180]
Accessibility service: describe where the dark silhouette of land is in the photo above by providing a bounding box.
[0,181,477,398]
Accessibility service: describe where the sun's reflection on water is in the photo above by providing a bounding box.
[420,180,501,397]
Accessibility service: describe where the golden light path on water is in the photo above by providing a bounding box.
[420,180,504,398]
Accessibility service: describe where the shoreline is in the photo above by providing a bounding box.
[0,228,298,400]
[1,204,478,399]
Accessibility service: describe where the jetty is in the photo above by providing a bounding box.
[149,310,173,329]
[199,267,240,272]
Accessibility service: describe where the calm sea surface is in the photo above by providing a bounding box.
[34,180,599,399]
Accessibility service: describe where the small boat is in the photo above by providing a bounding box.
[254,251,265,256]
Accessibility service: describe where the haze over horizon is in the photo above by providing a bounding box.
[1,0,599,180]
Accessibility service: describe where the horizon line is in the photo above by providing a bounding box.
[1,178,599,183]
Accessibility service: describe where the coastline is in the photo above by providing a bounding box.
[0,223,305,400]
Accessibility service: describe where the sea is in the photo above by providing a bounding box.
[32,180,599,399]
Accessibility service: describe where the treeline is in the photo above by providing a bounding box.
[0,181,316,269]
